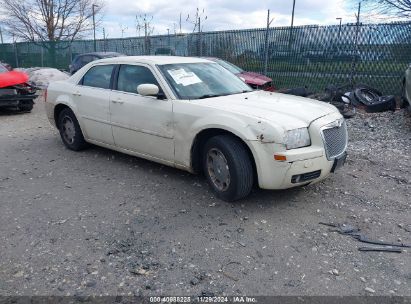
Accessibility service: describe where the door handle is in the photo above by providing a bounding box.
[73,91,81,96]
[111,98,124,104]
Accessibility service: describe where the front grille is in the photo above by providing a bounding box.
[322,120,348,160]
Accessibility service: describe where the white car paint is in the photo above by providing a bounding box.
[404,66,411,108]
[45,56,347,190]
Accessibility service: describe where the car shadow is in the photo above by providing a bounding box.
[0,109,30,116]
[73,143,306,208]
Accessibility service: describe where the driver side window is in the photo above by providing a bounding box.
[117,65,160,94]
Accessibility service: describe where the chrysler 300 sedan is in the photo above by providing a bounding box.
[45,56,348,201]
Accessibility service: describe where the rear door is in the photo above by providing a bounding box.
[109,64,174,162]
[74,64,115,145]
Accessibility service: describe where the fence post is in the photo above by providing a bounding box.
[350,1,361,86]
[14,41,19,68]
[264,10,270,75]
[41,45,44,67]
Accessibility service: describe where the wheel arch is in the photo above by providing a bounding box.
[54,103,71,124]
[53,103,88,139]
[190,127,259,185]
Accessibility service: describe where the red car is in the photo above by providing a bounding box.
[205,57,275,91]
[0,63,37,112]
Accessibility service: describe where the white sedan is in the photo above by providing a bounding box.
[45,56,347,201]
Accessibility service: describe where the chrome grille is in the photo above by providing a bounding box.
[322,120,348,160]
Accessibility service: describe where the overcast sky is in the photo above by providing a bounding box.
[99,0,358,39]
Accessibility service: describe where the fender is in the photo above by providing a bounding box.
[174,112,286,170]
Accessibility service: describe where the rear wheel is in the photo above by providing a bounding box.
[57,108,88,151]
[203,135,253,201]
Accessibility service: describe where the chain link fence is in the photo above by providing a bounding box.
[1,22,410,94]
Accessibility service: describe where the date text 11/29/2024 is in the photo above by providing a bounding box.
[149,296,257,303]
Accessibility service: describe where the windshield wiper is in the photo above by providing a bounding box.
[234,90,252,94]
[197,94,224,99]
[196,91,251,99]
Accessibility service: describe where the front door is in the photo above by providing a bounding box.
[109,64,174,163]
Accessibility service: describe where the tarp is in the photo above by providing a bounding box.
[0,71,29,88]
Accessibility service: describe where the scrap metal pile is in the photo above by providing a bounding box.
[280,84,400,119]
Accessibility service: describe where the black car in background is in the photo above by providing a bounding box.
[69,52,124,75]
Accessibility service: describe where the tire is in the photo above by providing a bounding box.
[18,100,34,112]
[203,135,253,201]
[353,85,382,106]
[57,108,88,151]
[347,90,363,107]
[364,95,396,113]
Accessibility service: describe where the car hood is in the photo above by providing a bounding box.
[238,71,272,86]
[0,71,29,88]
[196,90,338,130]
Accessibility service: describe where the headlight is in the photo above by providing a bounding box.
[285,128,311,149]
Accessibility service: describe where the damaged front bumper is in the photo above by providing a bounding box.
[248,112,347,190]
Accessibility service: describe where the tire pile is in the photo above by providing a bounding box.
[280,84,398,119]
[348,85,396,113]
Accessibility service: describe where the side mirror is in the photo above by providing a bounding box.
[137,84,159,97]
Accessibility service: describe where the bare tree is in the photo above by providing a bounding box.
[359,0,411,20]
[0,0,104,43]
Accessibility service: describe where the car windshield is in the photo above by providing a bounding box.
[158,62,252,100]
[215,59,244,74]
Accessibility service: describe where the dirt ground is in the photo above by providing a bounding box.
[0,98,410,297]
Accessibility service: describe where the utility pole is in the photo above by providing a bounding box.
[264,9,274,76]
[145,19,148,54]
[0,27,3,44]
[12,34,18,67]
[92,4,98,52]
[350,1,362,86]
[291,0,296,28]
[103,28,106,52]
[187,8,207,56]
[289,0,296,49]
[120,24,128,38]
[167,28,170,47]
[198,16,201,56]
[179,12,182,34]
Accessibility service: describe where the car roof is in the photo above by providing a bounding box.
[94,56,212,65]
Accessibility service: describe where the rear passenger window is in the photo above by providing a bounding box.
[117,65,160,94]
[81,65,114,89]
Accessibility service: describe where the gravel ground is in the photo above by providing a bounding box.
[0,98,410,297]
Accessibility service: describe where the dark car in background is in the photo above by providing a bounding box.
[205,57,275,91]
[69,52,124,75]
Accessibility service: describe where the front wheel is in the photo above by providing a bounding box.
[57,108,88,151]
[203,135,254,201]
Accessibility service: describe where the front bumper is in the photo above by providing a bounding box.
[0,94,37,108]
[249,111,346,190]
